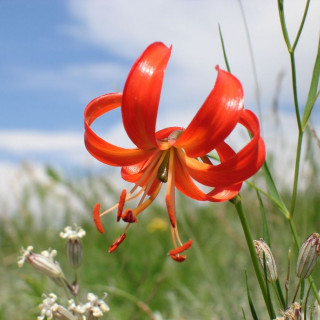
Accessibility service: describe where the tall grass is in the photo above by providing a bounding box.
[1,149,319,320]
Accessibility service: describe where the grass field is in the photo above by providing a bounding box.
[1,158,320,320]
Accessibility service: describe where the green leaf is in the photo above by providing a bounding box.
[302,32,320,131]
[256,191,270,247]
[245,271,259,320]
[46,165,62,182]
[242,308,247,320]
[261,162,290,218]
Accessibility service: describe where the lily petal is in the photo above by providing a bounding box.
[175,67,244,157]
[185,109,265,187]
[122,42,172,150]
[175,150,241,202]
[84,93,154,166]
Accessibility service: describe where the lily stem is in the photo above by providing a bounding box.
[231,196,275,319]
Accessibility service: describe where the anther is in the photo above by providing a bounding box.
[117,189,127,221]
[121,209,137,223]
[93,203,104,234]
[108,233,127,253]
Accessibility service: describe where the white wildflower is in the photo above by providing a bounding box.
[38,293,76,320]
[85,293,110,319]
[17,246,33,268]
[60,225,86,240]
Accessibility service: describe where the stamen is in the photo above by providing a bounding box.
[121,209,137,223]
[174,226,183,246]
[129,182,162,218]
[93,203,104,234]
[169,239,193,256]
[165,148,176,227]
[170,254,187,262]
[128,151,164,196]
[169,239,193,263]
[108,233,127,253]
[117,189,127,221]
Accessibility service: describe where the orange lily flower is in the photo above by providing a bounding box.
[84,42,265,262]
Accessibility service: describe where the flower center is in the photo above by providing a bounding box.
[157,151,170,182]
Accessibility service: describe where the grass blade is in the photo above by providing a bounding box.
[302,32,320,131]
[245,271,259,320]
[218,24,231,73]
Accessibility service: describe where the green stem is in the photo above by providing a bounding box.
[292,0,311,52]
[232,196,274,319]
[277,0,291,50]
[289,132,303,218]
[292,278,302,303]
[289,52,302,131]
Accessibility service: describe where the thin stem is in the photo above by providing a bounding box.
[289,52,302,131]
[104,285,155,319]
[289,132,303,217]
[292,278,302,303]
[231,196,274,319]
[274,279,286,310]
[277,0,292,50]
[292,0,311,52]
[285,248,291,309]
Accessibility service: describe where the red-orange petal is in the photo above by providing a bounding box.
[174,150,242,202]
[122,42,172,150]
[93,203,104,234]
[184,109,265,187]
[175,67,244,157]
[84,93,155,166]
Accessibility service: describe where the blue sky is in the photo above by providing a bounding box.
[0,0,319,169]
[0,0,118,131]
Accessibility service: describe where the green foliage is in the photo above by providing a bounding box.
[1,166,320,320]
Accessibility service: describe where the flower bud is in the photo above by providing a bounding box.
[254,239,278,282]
[296,233,320,279]
[60,226,85,269]
[18,247,64,280]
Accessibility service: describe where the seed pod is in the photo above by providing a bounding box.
[60,225,86,269]
[254,238,278,282]
[296,233,320,279]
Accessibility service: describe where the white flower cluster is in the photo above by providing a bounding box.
[38,292,110,320]
[69,293,110,319]
[38,293,75,320]
[60,225,86,241]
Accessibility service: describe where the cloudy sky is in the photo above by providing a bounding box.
[0,0,319,171]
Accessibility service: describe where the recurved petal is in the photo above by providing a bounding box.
[122,42,172,150]
[184,109,265,187]
[174,150,241,202]
[84,93,154,166]
[175,67,244,157]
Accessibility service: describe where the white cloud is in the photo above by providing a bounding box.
[10,62,127,101]
[64,0,320,118]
